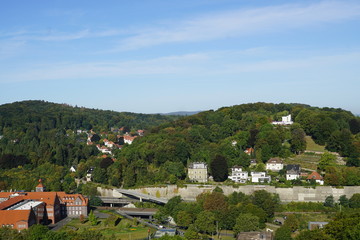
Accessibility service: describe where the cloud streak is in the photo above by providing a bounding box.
[116,1,360,50]
[1,50,359,83]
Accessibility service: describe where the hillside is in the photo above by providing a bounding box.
[118,102,360,187]
[0,101,360,190]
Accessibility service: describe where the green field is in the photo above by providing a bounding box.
[305,136,325,152]
[284,153,321,171]
[59,213,156,240]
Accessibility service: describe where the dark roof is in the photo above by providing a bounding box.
[286,164,300,172]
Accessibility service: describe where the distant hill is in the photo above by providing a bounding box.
[162,111,202,116]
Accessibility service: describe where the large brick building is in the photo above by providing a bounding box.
[0,180,88,230]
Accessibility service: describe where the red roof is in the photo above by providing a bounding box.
[307,171,323,180]
[0,209,32,226]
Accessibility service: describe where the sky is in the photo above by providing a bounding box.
[1,0,360,114]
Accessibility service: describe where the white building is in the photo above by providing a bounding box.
[272,114,293,125]
[251,172,271,183]
[228,166,248,183]
[286,165,301,181]
[266,158,284,172]
[188,162,208,183]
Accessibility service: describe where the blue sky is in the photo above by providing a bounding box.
[1,0,360,114]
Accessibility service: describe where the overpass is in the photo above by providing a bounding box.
[115,189,168,205]
[117,208,158,218]
[99,196,138,207]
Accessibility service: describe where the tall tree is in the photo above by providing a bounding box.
[210,155,228,182]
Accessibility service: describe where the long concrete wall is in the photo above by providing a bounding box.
[98,185,360,202]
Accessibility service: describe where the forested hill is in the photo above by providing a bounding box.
[0,100,178,169]
[119,102,360,187]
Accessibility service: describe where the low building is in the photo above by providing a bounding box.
[153,229,177,238]
[188,162,208,183]
[286,164,301,181]
[307,171,324,185]
[228,166,248,183]
[0,209,37,230]
[308,222,328,230]
[251,172,271,183]
[237,231,273,240]
[266,158,284,172]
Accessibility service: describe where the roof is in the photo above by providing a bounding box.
[23,192,59,206]
[56,192,88,206]
[267,158,283,164]
[0,196,24,210]
[0,209,32,226]
[307,171,323,180]
[286,164,301,172]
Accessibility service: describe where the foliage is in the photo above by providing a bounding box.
[194,211,216,234]
[210,155,228,182]
[349,193,360,208]
[324,195,335,208]
[274,226,293,240]
[233,213,259,234]
[88,210,98,226]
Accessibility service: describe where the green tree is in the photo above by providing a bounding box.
[28,224,49,240]
[339,195,349,207]
[318,152,336,172]
[324,195,335,208]
[290,128,306,154]
[88,210,98,226]
[349,193,360,208]
[274,226,293,240]
[233,213,259,234]
[210,155,228,182]
[176,211,193,228]
[194,211,216,234]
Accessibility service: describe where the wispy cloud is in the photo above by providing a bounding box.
[1,50,359,83]
[115,1,360,51]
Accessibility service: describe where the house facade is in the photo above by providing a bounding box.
[286,164,301,181]
[307,171,324,185]
[228,166,248,183]
[188,162,208,183]
[266,158,284,172]
[251,172,271,183]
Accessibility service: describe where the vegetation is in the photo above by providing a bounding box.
[0,100,360,191]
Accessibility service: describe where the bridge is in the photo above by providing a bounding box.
[99,196,138,207]
[115,189,168,205]
[117,208,158,218]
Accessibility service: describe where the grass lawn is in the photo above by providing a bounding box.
[285,153,321,170]
[305,136,325,152]
[60,213,156,240]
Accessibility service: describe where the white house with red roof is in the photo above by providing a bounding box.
[307,171,324,185]
[266,158,284,172]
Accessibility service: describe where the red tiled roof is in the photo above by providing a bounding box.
[307,171,323,180]
[0,196,24,210]
[0,209,32,226]
[56,192,88,206]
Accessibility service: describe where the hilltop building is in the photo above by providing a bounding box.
[188,162,208,183]
[272,114,293,125]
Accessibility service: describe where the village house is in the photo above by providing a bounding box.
[123,135,137,144]
[251,172,271,183]
[307,171,324,185]
[188,162,208,183]
[286,164,301,181]
[266,158,284,172]
[228,166,248,183]
[244,147,254,155]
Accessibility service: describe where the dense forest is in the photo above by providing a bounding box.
[118,102,360,187]
[0,101,360,190]
[0,100,178,190]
